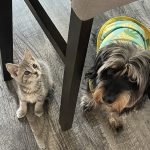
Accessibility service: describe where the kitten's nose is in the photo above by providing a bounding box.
[34,72,38,77]
[34,72,38,75]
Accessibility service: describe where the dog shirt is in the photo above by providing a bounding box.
[97,16,150,52]
[89,16,150,93]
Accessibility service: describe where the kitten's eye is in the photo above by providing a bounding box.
[24,71,31,75]
[33,64,37,69]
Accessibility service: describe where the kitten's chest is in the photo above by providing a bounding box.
[18,86,46,103]
[24,93,40,103]
[18,80,48,103]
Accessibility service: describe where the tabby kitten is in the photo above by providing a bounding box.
[6,50,54,118]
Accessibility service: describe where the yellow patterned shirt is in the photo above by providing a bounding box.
[89,16,150,93]
[97,16,150,52]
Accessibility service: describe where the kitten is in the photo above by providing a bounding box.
[6,50,54,118]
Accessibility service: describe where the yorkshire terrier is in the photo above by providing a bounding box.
[81,16,150,131]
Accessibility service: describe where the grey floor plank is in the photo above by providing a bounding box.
[0,65,39,150]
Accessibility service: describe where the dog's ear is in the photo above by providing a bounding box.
[146,81,150,99]
[85,46,111,80]
[85,51,103,80]
[142,50,150,99]
[147,88,150,99]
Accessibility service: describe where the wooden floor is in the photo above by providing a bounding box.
[0,0,150,149]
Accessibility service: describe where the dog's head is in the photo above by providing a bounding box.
[86,42,150,108]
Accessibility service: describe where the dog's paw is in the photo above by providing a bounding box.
[80,96,93,112]
[109,116,123,132]
[16,108,27,118]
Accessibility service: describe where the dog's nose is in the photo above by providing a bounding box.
[102,96,114,103]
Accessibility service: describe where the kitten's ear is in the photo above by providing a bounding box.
[24,50,35,61]
[5,63,19,78]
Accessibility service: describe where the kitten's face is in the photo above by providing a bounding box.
[6,50,41,85]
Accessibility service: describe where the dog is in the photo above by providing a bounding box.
[81,16,150,131]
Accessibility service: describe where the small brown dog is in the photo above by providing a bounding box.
[81,16,150,130]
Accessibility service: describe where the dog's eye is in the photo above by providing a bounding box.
[101,69,115,79]
[24,71,31,75]
[33,64,37,69]
[106,69,115,77]
[129,78,136,83]
[107,70,114,76]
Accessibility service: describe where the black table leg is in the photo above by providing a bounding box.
[59,9,93,131]
[0,0,13,81]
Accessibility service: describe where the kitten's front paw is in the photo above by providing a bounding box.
[80,95,93,112]
[35,111,44,117]
[35,102,44,117]
[35,107,44,117]
[16,108,27,118]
